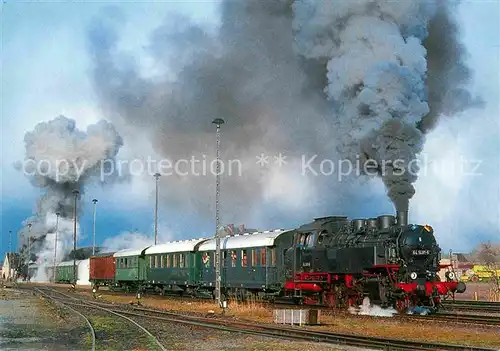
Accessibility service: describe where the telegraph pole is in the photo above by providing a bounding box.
[92,199,98,255]
[153,173,160,245]
[9,230,12,253]
[53,212,60,283]
[212,118,225,306]
[72,190,80,287]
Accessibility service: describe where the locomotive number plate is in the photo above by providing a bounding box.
[412,249,430,255]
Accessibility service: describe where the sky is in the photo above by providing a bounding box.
[1,0,499,262]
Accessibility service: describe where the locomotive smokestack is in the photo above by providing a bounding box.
[397,211,408,227]
[396,199,409,227]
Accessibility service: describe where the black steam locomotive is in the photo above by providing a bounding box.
[283,211,466,311]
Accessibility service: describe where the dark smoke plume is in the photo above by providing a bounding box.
[87,0,479,223]
[15,116,123,268]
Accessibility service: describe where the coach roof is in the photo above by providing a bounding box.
[113,246,150,258]
[146,238,208,255]
[197,229,292,251]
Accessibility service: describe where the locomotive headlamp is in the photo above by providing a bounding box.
[410,272,418,280]
[424,224,432,232]
[446,271,455,280]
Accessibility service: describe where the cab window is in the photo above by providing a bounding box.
[306,232,316,247]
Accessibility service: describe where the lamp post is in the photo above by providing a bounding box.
[27,224,32,265]
[212,118,225,306]
[153,173,160,245]
[53,212,60,283]
[27,223,32,281]
[72,190,80,287]
[92,199,98,255]
[20,231,24,258]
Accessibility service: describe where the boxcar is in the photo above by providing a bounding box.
[145,238,207,295]
[113,247,150,292]
[197,229,295,299]
[89,252,116,288]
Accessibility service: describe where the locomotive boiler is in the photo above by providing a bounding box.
[283,211,466,311]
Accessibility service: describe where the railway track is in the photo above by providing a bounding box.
[34,287,96,351]
[413,312,500,326]
[34,286,498,351]
[35,287,168,351]
[441,300,500,313]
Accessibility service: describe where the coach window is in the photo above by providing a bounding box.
[231,251,237,267]
[173,254,178,268]
[125,258,128,268]
[271,248,276,266]
[242,250,247,267]
[179,253,184,268]
[149,256,153,268]
[261,248,266,266]
[252,249,257,267]
[222,251,226,267]
[154,256,158,268]
[160,255,164,268]
[185,254,189,268]
[166,254,170,268]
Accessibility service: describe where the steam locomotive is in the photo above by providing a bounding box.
[283,211,466,311]
[50,211,465,313]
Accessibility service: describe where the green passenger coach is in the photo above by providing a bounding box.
[197,229,295,299]
[144,238,207,295]
[113,246,150,291]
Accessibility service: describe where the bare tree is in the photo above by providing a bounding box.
[478,242,497,266]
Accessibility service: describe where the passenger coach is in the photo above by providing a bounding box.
[197,229,295,300]
[144,238,207,295]
[113,246,150,291]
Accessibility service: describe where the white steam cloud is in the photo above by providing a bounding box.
[15,116,124,269]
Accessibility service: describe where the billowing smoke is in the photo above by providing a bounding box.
[16,116,123,268]
[87,0,478,224]
[293,0,481,213]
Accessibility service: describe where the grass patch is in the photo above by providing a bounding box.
[84,315,162,351]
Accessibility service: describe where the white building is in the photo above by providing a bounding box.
[2,253,20,281]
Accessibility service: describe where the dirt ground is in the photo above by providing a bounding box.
[0,287,86,350]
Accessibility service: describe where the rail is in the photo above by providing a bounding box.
[34,287,96,351]
[36,287,167,351]
[34,286,498,351]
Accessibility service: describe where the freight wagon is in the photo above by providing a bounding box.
[89,252,116,288]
